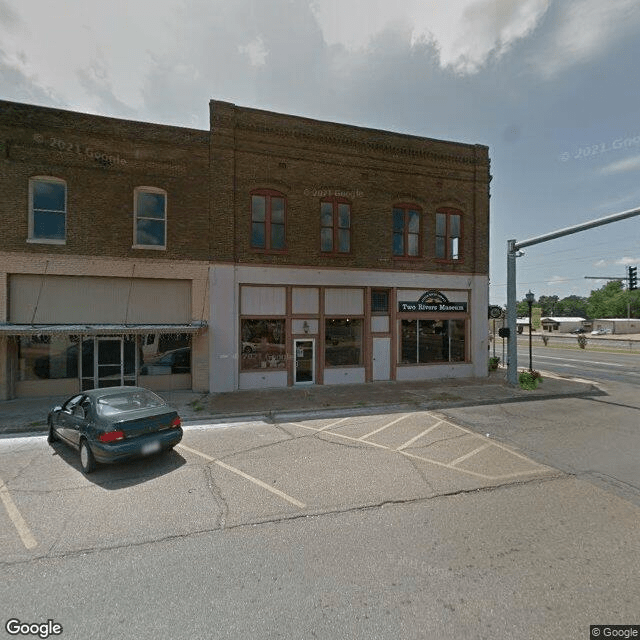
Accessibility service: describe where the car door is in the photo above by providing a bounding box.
[56,395,84,444]
[66,396,91,447]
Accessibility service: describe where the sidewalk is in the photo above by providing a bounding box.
[0,369,601,436]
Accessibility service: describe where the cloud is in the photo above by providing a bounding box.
[238,36,268,67]
[0,48,61,105]
[312,0,550,74]
[600,154,640,175]
[77,56,136,119]
[0,0,20,29]
[437,0,549,73]
[615,256,640,266]
[532,0,640,78]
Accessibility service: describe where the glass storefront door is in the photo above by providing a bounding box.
[81,336,137,390]
[294,339,314,384]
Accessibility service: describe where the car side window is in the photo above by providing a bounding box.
[80,398,92,418]
[64,395,83,412]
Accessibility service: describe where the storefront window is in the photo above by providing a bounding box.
[19,335,80,380]
[240,320,286,370]
[400,319,465,364]
[325,319,362,367]
[139,333,191,376]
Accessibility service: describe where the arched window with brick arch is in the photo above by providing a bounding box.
[435,207,463,261]
[320,197,351,254]
[392,203,421,257]
[250,189,287,251]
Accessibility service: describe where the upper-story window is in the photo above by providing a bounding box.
[392,204,421,257]
[321,198,351,253]
[29,177,66,243]
[435,208,462,261]
[251,190,286,251]
[134,187,166,249]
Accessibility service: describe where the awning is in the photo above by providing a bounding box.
[0,322,208,336]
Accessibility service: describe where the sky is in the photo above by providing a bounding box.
[1,0,639,307]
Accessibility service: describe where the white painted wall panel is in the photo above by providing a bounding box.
[239,370,288,389]
[241,286,286,316]
[371,316,389,333]
[292,287,319,314]
[323,368,366,385]
[324,288,363,315]
[292,319,318,335]
[9,274,190,324]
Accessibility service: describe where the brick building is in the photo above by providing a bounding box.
[0,99,490,399]
[0,101,210,399]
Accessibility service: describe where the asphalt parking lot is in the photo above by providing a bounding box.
[0,409,557,564]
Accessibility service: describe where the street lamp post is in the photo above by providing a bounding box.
[525,290,535,372]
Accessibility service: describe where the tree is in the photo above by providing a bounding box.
[537,295,559,316]
[555,295,588,317]
[587,281,640,318]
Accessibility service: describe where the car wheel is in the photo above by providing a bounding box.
[79,439,97,474]
[47,421,58,444]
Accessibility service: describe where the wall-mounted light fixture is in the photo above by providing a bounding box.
[303,321,309,334]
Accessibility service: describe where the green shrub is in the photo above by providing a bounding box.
[519,370,542,390]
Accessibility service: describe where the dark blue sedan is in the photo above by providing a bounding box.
[48,386,183,473]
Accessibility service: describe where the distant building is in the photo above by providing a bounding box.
[591,319,640,335]
[540,317,586,333]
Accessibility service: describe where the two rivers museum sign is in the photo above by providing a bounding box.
[398,290,467,313]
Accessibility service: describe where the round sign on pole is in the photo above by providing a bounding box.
[489,305,503,319]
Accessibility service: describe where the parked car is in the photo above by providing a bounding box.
[591,328,609,335]
[47,386,182,473]
[140,347,190,375]
[570,328,586,334]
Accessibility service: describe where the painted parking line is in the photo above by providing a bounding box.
[0,476,37,549]
[177,443,306,509]
[358,414,409,441]
[448,443,491,467]
[396,420,444,451]
[288,413,550,481]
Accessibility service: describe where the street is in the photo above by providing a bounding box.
[2,393,640,639]
[516,341,640,385]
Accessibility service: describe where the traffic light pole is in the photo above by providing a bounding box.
[506,206,640,385]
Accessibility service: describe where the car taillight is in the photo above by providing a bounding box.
[171,417,181,428]
[99,430,125,443]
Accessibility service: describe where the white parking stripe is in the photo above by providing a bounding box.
[396,421,444,451]
[177,443,306,508]
[0,477,37,549]
[358,414,409,441]
[287,415,550,481]
[448,443,491,467]
[316,417,349,432]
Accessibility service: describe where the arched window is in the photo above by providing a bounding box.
[134,186,167,249]
[320,197,351,253]
[435,207,462,261]
[28,176,66,243]
[392,204,421,257]
[251,189,287,251]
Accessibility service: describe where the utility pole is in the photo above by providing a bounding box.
[506,206,640,385]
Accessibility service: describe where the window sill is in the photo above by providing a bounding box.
[26,238,66,245]
[392,255,423,261]
[132,244,167,251]
[249,247,288,255]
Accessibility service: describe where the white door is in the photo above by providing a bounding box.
[372,337,390,380]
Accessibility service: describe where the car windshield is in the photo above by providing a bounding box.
[96,389,166,416]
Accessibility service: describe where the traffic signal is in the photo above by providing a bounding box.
[629,266,638,291]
